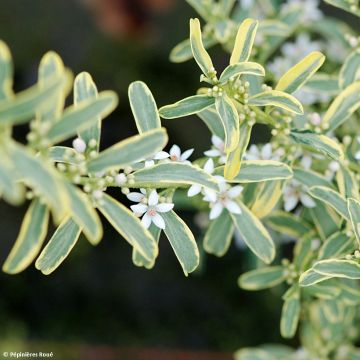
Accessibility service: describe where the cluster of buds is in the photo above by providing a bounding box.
[270,111,293,137]
[281,259,298,285]
[229,77,250,104]
[27,120,52,149]
[304,112,329,133]
[207,84,223,97]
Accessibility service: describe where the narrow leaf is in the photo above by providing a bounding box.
[348,198,360,247]
[219,62,265,84]
[197,107,225,138]
[280,286,301,338]
[339,49,360,89]
[35,218,81,275]
[128,81,161,133]
[313,259,360,279]
[162,211,200,276]
[2,199,49,274]
[86,128,168,173]
[299,268,331,286]
[239,266,286,290]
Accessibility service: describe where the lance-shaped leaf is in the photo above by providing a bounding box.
[251,180,283,219]
[299,268,331,286]
[74,72,101,151]
[128,81,161,133]
[324,0,360,16]
[318,232,355,260]
[248,90,303,114]
[322,82,360,132]
[224,122,252,180]
[312,259,360,279]
[47,91,118,144]
[266,211,312,239]
[0,70,71,126]
[290,130,344,160]
[219,160,293,183]
[339,50,360,89]
[132,225,161,270]
[215,94,239,152]
[35,217,81,275]
[230,18,258,64]
[162,211,199,276]
[0,148,25,205]
[280,286,301,338]
[304,280,341,300]
[294,167,335,189]
[348,198,360,247]
[337,164,359,200]
[170,35,217,63]
[2,199,49,274]
[186,0,212,21]
[189,18,214,76]
[98,194,158,261]
[203,209,234,257]
[197,107,225,138]
[230,201,275,264]
[0,40,14,100]
[219,62,265,84]
[8,142,67,222]
[276,52,325,94]
[238,266,286,290]
[63,182,103,245]
[304,73,339,95]
[48,146,77,164]
[86,128,167,173]
[37,51,67,124]
[159,95,215,119]
[130,162,219,191]
[309,186,349,220]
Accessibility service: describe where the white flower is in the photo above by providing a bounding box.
[207,181,243,220]
[130,190,174,229]
[187,159,217,201]
[282,0,323,23]
[73,137,87,153]
[244,143,284,161]
[204,135,227,164]
[144,151,169,168]
[168,144,194,163]
[283,180,316,211]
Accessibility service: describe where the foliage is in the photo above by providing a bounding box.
[1,0,360,357]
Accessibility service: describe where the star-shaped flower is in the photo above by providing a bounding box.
[130,190,174,229]
[283,180,316,211]
[204,135,227,164]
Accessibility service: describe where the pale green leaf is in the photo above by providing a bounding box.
[280,286,300,338]
[238,266,286,290]
[97,194,158,262]
[74,72,100,151]
[47,91,118,144]
[293,167,334,189]
[159,95,215,119]
[130,162,219,191]
[290,130,344,160]
[276,51,325,94]
[313,259,360,279]
[162,211,200,276]
[203,209,234,257]
[248,90,303,114]
[318,232,355,260]
[309,186,349,220]
[348,198,360,247]
[219,62,265,84]
[322,82,360,132]
[128,81,161,133]
[189,18,214,76]
[304,73,339,95]
[215,94,239,152]
[230,18,258,64]
[337,164,359,200]
[35,217,81,275]
[339,50,360,89]
[2,199,49,274]
[230,201,275,264]
[0,40,13,100]
[197,107,225,138]
[299,268,331,287]
[86,128,168,173]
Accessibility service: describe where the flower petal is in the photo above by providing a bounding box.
[227,185,243,198]
[212,135,224,150]
[127,192,145,202]
[180,148,194,161]
[284,194,299,212]
[145,160,155,168]
[148,190,159,206]
[261,143,272,160]
[141,213,152,228]
[154,151,170,160]
[188,184,201,197]
[300,193,316,208]
[152,213,166,229]
[130,203,148,215]
[156,203,174,213]
[204,149,221,157]
[225,200,242,214]
[170,144,181,158]
[203,158,214,173]
[209,202,224,220]
[203,188,217,202]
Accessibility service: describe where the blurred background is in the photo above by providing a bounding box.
[0,1,355,359]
